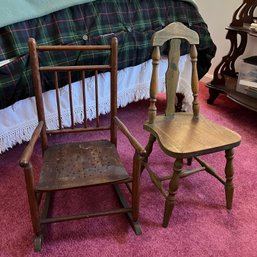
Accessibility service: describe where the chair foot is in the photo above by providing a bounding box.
[113,184,142,235]
[130,220,142,235]
[162,201,175,228]
[34,235,42,252]
[225,188,233,210]
[207,88,220,104]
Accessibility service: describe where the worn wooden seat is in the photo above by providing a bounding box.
[19,37,145,251]
[142,22,241,227]
[38,140,129,191]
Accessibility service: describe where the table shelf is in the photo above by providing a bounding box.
[206,0,257,112]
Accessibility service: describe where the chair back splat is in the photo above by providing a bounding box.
[20,37,145,251]
[142,22,241,228]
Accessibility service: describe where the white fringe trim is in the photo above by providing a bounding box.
[0,55,192,154]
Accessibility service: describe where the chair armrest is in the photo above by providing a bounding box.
[113,116,146,156]
[19,121,44,168]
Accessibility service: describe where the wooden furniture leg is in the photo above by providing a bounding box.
[207,88,222,104]
[162,158,183,227]
[23,163,42,251]
[225,148,234,209]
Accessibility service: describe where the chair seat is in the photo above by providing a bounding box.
[144,113,241,158]
[37,140,130,191]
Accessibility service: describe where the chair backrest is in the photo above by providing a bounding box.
[147,22,200,123]
[28,37,118,152]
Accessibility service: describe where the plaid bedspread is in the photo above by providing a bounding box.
[0,0,216,110]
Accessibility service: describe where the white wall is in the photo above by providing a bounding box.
[195,0,242,79]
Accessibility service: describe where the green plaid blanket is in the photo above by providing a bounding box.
[0,0,96,28]
[0,0,216,110]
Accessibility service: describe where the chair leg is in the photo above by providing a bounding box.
[113,184,142,235]
[34,235,43,252]
[141,134,156,173]
[187,157,193,166]
[225,148,234,209]
[131,152,143,235]
[162,158,183,228]
[23,164,42,251]
[112,152,142,235]
[132,152,141,221]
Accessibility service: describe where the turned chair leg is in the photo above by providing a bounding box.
[141,134,156,173]
[162,158,183,227]
[225,148,234,209]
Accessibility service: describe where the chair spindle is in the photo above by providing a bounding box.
[54,71,62,129]
[148,46,160,124]
[95,70,99,127]
[68,71,74,128]
[81,70,87,128]
[190,45,199,118]
[165,39,181,116]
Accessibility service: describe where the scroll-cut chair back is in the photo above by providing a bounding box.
[19,37,145,251]
[143,22,241,227]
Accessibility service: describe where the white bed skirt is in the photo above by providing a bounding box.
[0,55,192,153]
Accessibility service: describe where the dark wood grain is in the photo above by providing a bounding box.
[207,0,257,111]
[20,37,144,251]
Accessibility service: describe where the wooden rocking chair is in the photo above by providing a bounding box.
[19,37,145,251]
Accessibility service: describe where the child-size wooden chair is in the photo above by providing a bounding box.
[19,37,145,251]
[142,22,241,227]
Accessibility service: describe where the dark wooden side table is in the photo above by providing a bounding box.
[206,0,257,112]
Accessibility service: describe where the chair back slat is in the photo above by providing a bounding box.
[165,39,181,116]
[39,65,111,71]
[149,22,199,122]
[28,37,118,145]
[37,45,112,51]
